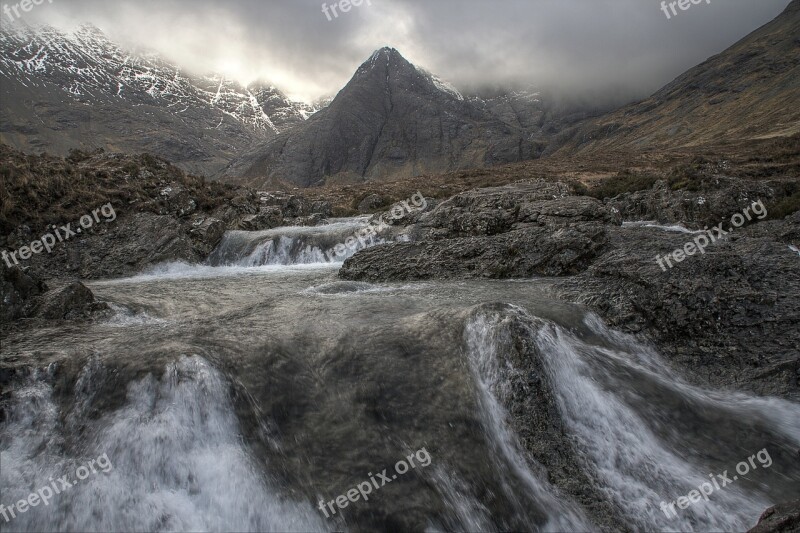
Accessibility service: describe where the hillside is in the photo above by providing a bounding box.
[0,24,319,177]
[553,0,800,154]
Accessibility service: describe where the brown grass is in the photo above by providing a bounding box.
[0,145,240,236]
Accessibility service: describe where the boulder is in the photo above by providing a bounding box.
[35,281,109,320]
[358,194,386,213]
[340,223,608,281]
[189,217,226,254]
[415,181,617,240]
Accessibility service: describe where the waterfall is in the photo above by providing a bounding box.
[462,305,800,532]
[463,308,593,532]
[207,218,397,267]
[0,357,327,533]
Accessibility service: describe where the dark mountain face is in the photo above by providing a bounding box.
[0,24,318,177]
[228,48,537,188]
[551,0,800,155]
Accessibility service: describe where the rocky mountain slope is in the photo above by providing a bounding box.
[0,24,320,177]
[552,0,800,154]
[228,48,539,188]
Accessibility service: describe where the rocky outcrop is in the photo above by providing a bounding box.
[749,500,800,533]
[0,146,333,283]
[553,220,800,399]
[341,225,609,281]
[239,207,283,231]
[1,264,108,325]
[607,177,778,228]
[341,181,618,280]
[463,304,626,533]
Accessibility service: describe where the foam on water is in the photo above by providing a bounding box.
[622,221,703,234]
[95,261,337,284]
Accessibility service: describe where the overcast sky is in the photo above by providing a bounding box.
[19,0,791,104]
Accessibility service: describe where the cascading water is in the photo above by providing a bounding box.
[0,357,326,533]
[461,305,800,532]
[207,217,399,267]
[462,311,592,532]
[2,222,798,532]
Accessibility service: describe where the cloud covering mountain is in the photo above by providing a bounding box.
[14,0,791,106]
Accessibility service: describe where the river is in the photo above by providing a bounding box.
[2,219,799,532]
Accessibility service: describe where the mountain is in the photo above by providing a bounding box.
[552,0,800,154]
[0,24,320,177]
[227,48,537,188]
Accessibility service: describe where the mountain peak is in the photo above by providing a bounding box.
[359,46,414,72]
[370,46,401,59]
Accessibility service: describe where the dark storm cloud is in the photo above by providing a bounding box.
[25,0,791,104]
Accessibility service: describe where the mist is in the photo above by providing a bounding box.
[13,0,792,105]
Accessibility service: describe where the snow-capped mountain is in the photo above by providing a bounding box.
[0,23,321,177]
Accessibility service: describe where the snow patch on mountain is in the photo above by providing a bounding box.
[0,23,315,135]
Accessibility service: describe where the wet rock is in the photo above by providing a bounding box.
[748,500,800,533]
[36,281,109,320]
[464,304,626,532]
[239,207,283,231]
[189,217,226,255]
[554,219,800,399]
[341,223,608,281]
[607,177,777,228]
[284,213,327,227]
[0,265,47,321]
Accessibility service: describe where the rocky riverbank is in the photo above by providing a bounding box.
[340,178,800,401]
[0,145,333,324]
[337,175,800,533]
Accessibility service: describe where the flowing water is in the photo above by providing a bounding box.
[2,220,799,532]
